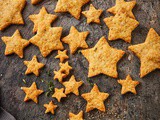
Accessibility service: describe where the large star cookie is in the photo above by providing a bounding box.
[81,84,109,112]
[107,0,136,19]
[118,75,140,95]
[54,0,90,19]
[0,0,26,31]
[52,88,66,102]
[82,4,103,24]
[104,12,139,43]
[81,36,125,78]
[62,26,89,54]
[21,82,43,103]
[69,111,83,120]
[29,7,57,33]
[129,28,160,77]
[63,75,83,96]
[29,24,64,57]
[55,50,69,62]
[1,30,30,58]
[43,101,57,114]
[24,55,45,76]
[31,0,43,5]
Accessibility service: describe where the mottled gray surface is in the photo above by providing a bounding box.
[0,0,160,120]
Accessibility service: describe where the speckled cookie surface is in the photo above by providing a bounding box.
[1,30,29,58]
[81,36,125,78]
[0,0,26,31]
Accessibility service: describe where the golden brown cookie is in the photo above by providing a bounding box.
[21,82,43,103]
[62,26,89,54]
[43,101,57,114]
[82,4,103,24]
[55,50,69,62]
[29,24,64,57]
[52,88,66,102]
[31,0,42,5]
[107,0,136,19]
[29,7,57,33]
[54,0,90,19]
[129,28,160,78]
[81,84,109,112]
[118,75,140,94]
[104,12,139,43]
[24,55,45,76]
[1,30,30,58]
[81,36,125,78]
[63,75,83,96]
[69,111,83,120]
[54,70,66,83]
[59,62,72,76]
[0,0,26,31]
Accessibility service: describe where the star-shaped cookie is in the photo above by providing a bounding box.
[55,50,69,62]
[0,0,26,31]
[24,55,45,76]
[59,62,72,76]
[82,4,103,24]
[63,75,83,96]
[129,28,160,77]
[29,7,57,33]
[29,24,64,57]
[21,82,44,103]
[31,0,43,5]
[118,75,140,94]
[1,30,30,58]
[43,101,57,114]
[69,111,83,120]
[52,88,66,102]
[54,70,66,83]
[107,0,136,19]
[62,26,89,54]
[81,36,125,78]
[54,0,90,19]
[81,84,109,112]
[104,12,139,43]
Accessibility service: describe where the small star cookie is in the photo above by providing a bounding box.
[29,24,64,57]
[31,0,43,5]
[59,62,72,76]
[129,28,160,77]
[104,12,139,43]
[24,55,45,76]
[82,4,103,24]
[63,75,83,96]
[21,82,43,103]
[55,50,69,62]
[54,70,66,83]
[107,0,136,19]
[81,84,109,112]
[81,36,125,78]
[43,101,57,114]
[52,88,66,102]
[29,7,57,33]
[118,75,140,94]
[69,111,83,120]
[62,26,89,54]
[54,0,90,19]
[1,30,30,58]
[0,0,26,31]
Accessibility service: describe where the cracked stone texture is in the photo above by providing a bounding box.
[0,0,160,120]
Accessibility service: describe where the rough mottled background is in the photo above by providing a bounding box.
[0,0,160,120]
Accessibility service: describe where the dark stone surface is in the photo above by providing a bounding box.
[0,0,160,120]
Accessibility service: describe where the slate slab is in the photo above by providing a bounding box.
[0,0,160,120]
